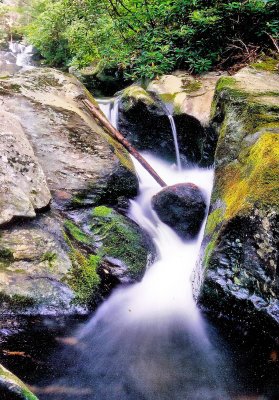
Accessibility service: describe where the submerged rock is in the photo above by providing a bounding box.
[194,66,279,336]
[152,183,206,240]
[0,363,38,400]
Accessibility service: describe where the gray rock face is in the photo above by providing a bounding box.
[0,214,80,315]
[0,111,51,225]
[152,183,206,239]
[0,68,138,208]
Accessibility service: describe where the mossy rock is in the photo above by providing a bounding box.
[0,364,38,400]
[90,206,153,280]
[196,67,279,336]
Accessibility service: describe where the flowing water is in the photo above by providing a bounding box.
[8,41,35,68]
[167,113,182,170]
[28,99,235,400]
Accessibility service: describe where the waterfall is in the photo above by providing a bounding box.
[37,99,231,400]
[97,97,119,129]
[8,41,34,68]
[167,113,182,170]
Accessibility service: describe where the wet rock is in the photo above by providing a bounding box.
[0,214,84,315]
[118,82,217,166]
[152,183,206,239]
[0,67,138,209]
[90,205,155,282]
[0,363,38,400]
[0,111,51,225]
[194,66,279,336]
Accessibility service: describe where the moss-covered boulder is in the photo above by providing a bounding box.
[0,363,38,400]
[195,66,279,336]
[90,206,154,282]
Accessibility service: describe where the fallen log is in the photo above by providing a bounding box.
[80,97,167,188]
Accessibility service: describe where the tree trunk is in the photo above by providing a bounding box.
[80,98,167,187]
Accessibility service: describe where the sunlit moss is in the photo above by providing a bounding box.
[251,57,278,72]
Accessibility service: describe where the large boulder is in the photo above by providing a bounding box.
[152,183,206,239]
[0,68,138,208]
[194,65,279,337]
[118,78,219,166]
[0,67,154,322]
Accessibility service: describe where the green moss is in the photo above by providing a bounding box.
[91,206,148,279]
[63,231,100,305]
[41,251,57,269]
[0,364,38,400]
[67,249,101,305]
[159,93,176,103]
[183,80,202,92]
[0,248,14,261]
[216,76,237,92]
[219,133,279,220]
[251,57,278,72]
[122,85,155,110]
[92,206,112,218]
[205,208,224,236]
[64,220,91,245]
[204,233,218,268]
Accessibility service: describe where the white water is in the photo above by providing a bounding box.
[168,114,182,170]
[8,41,34,68]
[97,97,120,129]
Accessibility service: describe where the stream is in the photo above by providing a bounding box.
[0,50,278,399]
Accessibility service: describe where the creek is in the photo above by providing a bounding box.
[0,54,278,399]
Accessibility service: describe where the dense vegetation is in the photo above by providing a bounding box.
[3,0,279,79]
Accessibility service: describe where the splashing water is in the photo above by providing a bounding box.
[9,41,35,68]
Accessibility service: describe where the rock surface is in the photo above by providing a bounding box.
[0,363,38,400]
[195,66,279,336]
[0,111,51,225]
[147,72,223,125]
[118,82,217,166]
[0,66,152,318]
[0,68,138,208]
[152,183,206,240]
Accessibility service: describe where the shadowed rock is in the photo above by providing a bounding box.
[152,183,206,240]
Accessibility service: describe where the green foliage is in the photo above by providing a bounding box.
[23,0,279,78]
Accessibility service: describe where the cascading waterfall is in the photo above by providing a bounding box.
[8,41,34,68]
[36,98,232,400]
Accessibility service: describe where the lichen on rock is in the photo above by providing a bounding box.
[195,67,279,335]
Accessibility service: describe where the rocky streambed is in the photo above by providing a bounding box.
[0,44,278,399]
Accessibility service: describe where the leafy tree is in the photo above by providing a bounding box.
[23,0,279,78]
